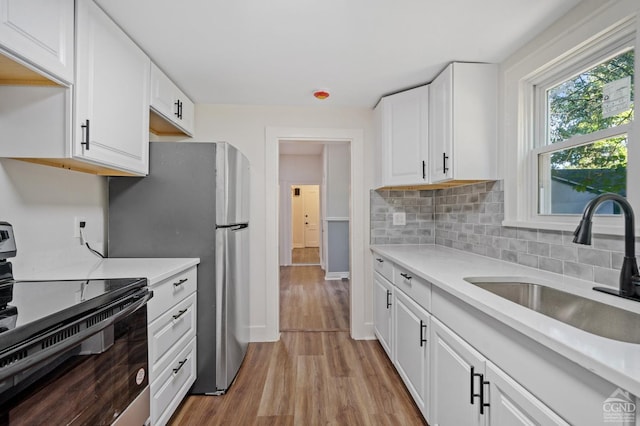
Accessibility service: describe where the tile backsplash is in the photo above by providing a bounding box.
[371,181,633,287]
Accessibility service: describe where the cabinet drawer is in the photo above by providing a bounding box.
[151,337,197,426]
[394,265,431,311]
[373,255,394,282]
[148,266,197,322]
[148,293,197,375]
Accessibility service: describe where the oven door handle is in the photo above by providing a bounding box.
[0,289,152,382]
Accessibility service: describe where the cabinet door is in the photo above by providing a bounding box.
[429,64,453,183]
[485,361,569,426]
[74,0,150,175]
[150,61,178,121]
[431,317,484,426]
[394,290,429,417]
[176,89,194,136]
[373,272,394,358]
[0,0,74,83]
[382,85,429,186]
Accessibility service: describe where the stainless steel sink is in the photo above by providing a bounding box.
[466,280,640,344]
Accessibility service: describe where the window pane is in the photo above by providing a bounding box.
[547,50,634,144]
[538,135,627,214]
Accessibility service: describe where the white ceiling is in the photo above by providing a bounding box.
[96,0,581,108]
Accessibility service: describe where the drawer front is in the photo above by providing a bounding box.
[148,293,197,375]
[148,266,197,322]
[373,255,394,282]
[151,337,197,426]
[394,265,431,311]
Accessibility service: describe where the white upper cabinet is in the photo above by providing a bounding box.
[0,0,74,84]
[377,85,429,187]
[74,0,150,175]
[150,62,194,137]
[429,62,498,183]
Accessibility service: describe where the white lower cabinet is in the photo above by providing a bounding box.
[373,271,394,358]
[430,317,568,426]
[371,254,569,426]
[394,290,430,419]
[147,266,198,426]
[430,317,484,426]
[485,361,569,426]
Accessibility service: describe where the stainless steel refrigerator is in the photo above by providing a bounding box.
[108,142,250,395]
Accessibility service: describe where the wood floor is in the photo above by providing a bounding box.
[280,265,349,331]
[169,265,425,425]
[291,247,320,264]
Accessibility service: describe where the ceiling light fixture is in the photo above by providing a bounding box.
[313,90,330,100]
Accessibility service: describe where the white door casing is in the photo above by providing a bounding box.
[265,127,367,342]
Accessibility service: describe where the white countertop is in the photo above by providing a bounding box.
[14,258,200,286]
[371,244,640,396]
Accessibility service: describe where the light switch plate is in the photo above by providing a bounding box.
[392,212,406,226]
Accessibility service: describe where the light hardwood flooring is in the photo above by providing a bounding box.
[291,247,320,264]
[169,266,426,425]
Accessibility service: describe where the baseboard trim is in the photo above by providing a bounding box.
[324,271,350,280]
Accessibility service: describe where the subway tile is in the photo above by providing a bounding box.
[549,244,577,262]
[517,253,539,268]
[517,228,538,241]
[507,239,528,252]
[594,267,619,287]
[539,257,563,274]
[501,227,518,238]
[486,246,501,259]
[538,230,563,244]
[528,241,550,257]
[577,247,611,268]
[501,250,518,263]
[592,234,625,251]
[564,261,593,281]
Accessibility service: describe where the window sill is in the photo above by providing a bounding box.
[501,219,633,237]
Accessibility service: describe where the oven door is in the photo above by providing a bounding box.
[0,298,151,425]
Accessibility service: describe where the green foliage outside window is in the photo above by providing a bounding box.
[547,50,634,194]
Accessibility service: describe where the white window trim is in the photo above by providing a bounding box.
[502,2,640,236]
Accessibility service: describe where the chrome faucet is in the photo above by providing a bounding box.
[573,193,640,300]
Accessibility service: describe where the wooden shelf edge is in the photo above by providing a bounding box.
[375,180,492,191]
[15,158,140,176]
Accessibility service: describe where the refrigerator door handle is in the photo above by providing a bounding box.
[216,223,249,231]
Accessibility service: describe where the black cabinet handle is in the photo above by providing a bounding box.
[172,358,188,374]
[173,278,188,287]
[174,100,180,118]
[179,100,183,119]
[443,152,449,174]
[172,309,188,320]
[400,272,412,280]
[470,367,489,414]
[81,119,90,150]
[422,160,426,180]
[419,320,427,347]
[480,376,490,414]
[376,258,384,263]
[386,290,392,309]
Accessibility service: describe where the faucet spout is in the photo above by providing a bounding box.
[573,193,639,300]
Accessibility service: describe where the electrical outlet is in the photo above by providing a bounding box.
[392,212,406,226]
[73,217,87,239]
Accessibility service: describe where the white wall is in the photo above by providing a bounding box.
[279,154,323,262]
[193,104,374,341]
[279,154,322,182]
[0,158,106,276]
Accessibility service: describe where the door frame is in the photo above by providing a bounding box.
[281,181,322,266]
[266,127,367,340]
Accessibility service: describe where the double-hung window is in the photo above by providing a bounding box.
[528,25,635,226]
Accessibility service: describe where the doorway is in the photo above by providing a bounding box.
[265,127,366,341]
[291,184,320,265]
